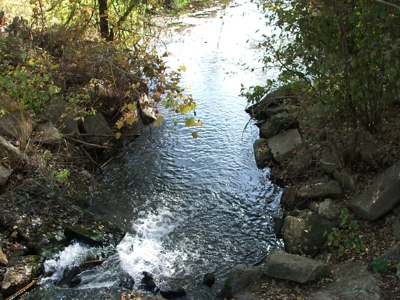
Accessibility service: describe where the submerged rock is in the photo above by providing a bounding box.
[202,272,216,287]
[160,287,187,299]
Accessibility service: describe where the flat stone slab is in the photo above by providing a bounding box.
[267,129,301,162]
[349,161,400,220]
[308,262,380,300]
[263,250,329,283]
[297,180,342,199]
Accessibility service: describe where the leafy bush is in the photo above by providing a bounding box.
[372,256,389,274]
[324,208,365,254]
[244,0,400,151]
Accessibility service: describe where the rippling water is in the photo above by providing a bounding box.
[30,1,282,299]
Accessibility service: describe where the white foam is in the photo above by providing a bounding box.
[42,243,102,283]
[117,209,195,287]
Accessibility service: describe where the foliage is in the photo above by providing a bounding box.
[0,0,200,139]
[53,168,71,182]
[244,0,400,142]
[372,256,389,274]
[324,208,364,254]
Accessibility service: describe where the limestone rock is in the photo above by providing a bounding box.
[318,199,340,221]
[263,250,329,283]
[349,161,400,220]
[0,135,29,164]
[42,98,81,134]
[281,210,338,257]
[2,255,43,297]
[253,138,273,169]
[308,262,380,300]
[80,113,114,145]
[297,180,342,200]
[267,129,302,162]
[333,171,357,191]
[0,105,35,141]
[0,164,13,186]
[320,151,340,174]
[33,121,61,144]
[260,112,298,139]
[219,264,268,300]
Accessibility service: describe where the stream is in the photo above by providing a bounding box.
[28,1,282,299]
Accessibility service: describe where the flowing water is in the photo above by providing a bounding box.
[29,1,283,299]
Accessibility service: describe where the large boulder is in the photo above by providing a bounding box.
[260,112,298,139]
[263,250,329,283]
[333,171,357,191]
[0,164,13,186]
[297,180,342,200]
[2,255,43,297]
[42,98,81,134]
[245,88,290,120]
[33,120,62,144]
[349,161,400,220]
[267,129,302,162]
[80,112,114,145]
[253,138,273,168]
[0,105,35,142]
[218,264,268,300]
[308,262,380,300]
[0,135,29,164]
[281,210,338,257]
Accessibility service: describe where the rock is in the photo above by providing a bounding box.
[218,264,268,300]
[318,199,340,221]
[203,272,215,287]
[141,271,159,294]
[160,287,187,299]
[333,171,357,191]
[297,180,342,200]
[0,245,8,266]
[80,112,114,145]
[253,138,273,168]
[138,93,157,125]
[349,161,400,220]
[0,164,13,186]
[0,105,35,141]
[119,273,135,290]
[42,98,81,134]
[33,121,61,144]
[308,262,380,300]
[259,112,298,139]
[263,250,329,283]
[320,151,340,174]
[309,201,319,213]
[267,129,302,162]
[280,186,296,209]
[0,135,29,164]
[245,88,290,120]
[273,216,284,239]
[2,255,43,297]
[394,216,400,241]
[281,210,338,257]
[64,225,104,246]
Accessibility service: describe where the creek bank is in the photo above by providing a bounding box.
[218,89,400,299]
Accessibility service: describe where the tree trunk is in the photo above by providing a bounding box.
[98,0,113,41]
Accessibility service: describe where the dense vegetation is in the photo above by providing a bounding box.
[0,0,199,138]
[243,0,400,165]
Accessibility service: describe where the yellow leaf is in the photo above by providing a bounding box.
[116,120,124,129]
[127,102,137,110]
[179,65,187,72]
[153,116,163,127]
[125,114,138,126]
[196,120,203,126]
[192,131,199,138]
[60,113,67,119]
[115,132,122,139]
[185,85,192,90]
